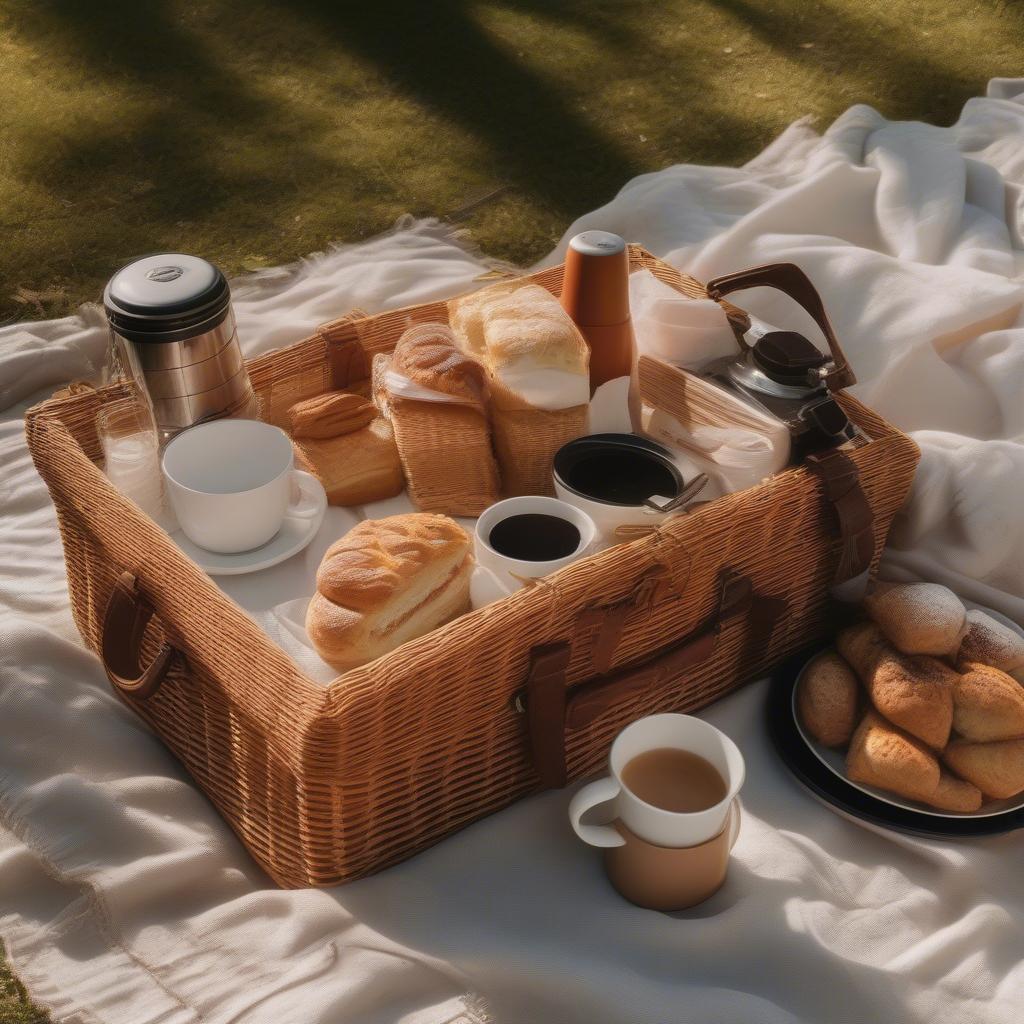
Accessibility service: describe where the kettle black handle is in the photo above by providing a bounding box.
[705,263,856,391]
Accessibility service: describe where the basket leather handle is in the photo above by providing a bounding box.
[805,449,876,584]
[519,569,779,789]
[101,571,179,700]
[705,262,856,392]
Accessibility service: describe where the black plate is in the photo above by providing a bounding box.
[767,647,1024,838]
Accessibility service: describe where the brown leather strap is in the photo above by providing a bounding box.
[520,569,768,789]
[576,564,670,675]
[705,263,856,391]
[101,572,180,700]
[805,450,876,583]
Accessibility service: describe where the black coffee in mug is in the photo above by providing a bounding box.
[487,513,581,562]
[554,434,683,506]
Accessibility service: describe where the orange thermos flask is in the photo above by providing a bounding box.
[560,230,636,394]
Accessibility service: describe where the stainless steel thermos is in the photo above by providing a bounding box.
[103,254,256,441]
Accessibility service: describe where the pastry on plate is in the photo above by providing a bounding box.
[951,663,1024,743]
[797,649,859,748]
[374,324,500,516]
[306,513,473,672]
[846,710,940,804]
[863,581,967,656]
[943,738,1024,800]
[839,622,954,749]
[956,609,1024,681]
[928,771,983,814]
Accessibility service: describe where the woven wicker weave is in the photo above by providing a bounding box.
[25,248,920,887]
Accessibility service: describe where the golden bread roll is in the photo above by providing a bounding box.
[306,513,472,672]
[374,325,500,516]
[451,283,590,496]
[797,650,859,747]
[956,609,1024,680]
[293,419,404,507]
[839,622,954,748]
[927,771,983,814]
[943,738,1024,800]
[846,710,940,803]
[951,663,1024,742]
[836,621,889,678]
[863,582,966,656]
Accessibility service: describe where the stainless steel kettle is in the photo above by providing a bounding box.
[104,254,257,441]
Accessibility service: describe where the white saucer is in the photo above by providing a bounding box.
[171,477,327,576]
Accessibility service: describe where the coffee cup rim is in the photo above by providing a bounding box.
[609,713,746,820]
[475,495,597,573]
[552,433,684,509]
[162,418,293,497]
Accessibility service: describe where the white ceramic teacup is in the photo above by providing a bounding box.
[474,496,597,597]
[162,418,322,554]
[569,713,745,849]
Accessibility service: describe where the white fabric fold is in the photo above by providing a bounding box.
[5,84,1024,1024]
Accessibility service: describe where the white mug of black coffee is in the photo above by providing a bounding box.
[553,433,707,540]
[474,496,597,598]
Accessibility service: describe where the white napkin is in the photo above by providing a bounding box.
[630,268,738,370]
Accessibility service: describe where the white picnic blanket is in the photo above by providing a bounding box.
[3,80,1024,1024]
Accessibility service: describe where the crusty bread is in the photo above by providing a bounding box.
[846,710,940,803]
[951,663,1024,742]
[446,278,523,358]
[480,285,590,380]
[839,621,954,749]
[863,582,967,656]
[956,609,1024,680]
[306,514,472,672]
[391,323,490,406]
[375,326,501,516]
[928,771,983,813]
[943,738,1024,800]
[797,650,859,747]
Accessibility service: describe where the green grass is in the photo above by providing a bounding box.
[2,1,1023,325]
[2,2,1024,1019]
[1,951,47,1024]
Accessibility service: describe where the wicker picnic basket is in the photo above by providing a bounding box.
[25,247,919,888]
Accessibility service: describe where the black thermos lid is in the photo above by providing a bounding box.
[103,253,231,343]
[752,330,828,386]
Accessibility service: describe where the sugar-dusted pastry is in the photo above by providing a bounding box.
[951,663,1024,743]
[797,650,859,748]
[374,323,500,516]
[928,771,983,814]
[288,392,403,506]
[943,738,1024,800]
[306,513,473,672]
[863,581,967,656]
[839,621,954,749]
[956,609,1024,681]
[451,283,590,496]
[846,710,940,803]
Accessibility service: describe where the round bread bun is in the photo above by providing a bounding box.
[797,650,859,748]
[863,582,967,657]
[956,609,1024,679]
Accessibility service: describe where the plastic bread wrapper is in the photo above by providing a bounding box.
[371,352,488,419]
[490,365,591,412]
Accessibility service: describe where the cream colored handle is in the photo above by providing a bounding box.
[568,777,626,848]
